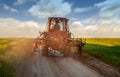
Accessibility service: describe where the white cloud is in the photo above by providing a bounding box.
[70,0,120,38]
[95,0,120,18]
[70,21,85,38]
[74,7,94,13]
[81,16,98,26]
[0,18,44,38]
[70,17,79,21]
[14,0,30,5]
[70,20,120,38]
[95,0,120,11]
[0,4,18,13]
[71,21,83,27]
[11,8,18,13]
[28,0,71,18]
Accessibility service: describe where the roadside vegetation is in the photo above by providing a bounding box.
[0,38,16,77]
[83,38,120,67]
[0,38,33,77]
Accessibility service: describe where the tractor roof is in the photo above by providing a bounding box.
[48,17,69,21]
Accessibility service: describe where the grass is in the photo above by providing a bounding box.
[0,38,33,77]
[83,38,120,67]
[0,38,17,77]
[0,38,13,54]
[0,58,16,77]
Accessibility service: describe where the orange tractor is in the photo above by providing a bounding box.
[36,17,85,56]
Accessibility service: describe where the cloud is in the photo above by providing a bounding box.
[14,0,30,5]
[71,20,120,38]
[81,16,98,26]
[0,18,44,37]
[74,7,94,13]
[95,0,120,18]
[71,21,83,27]
[94,0,120,36]
[70,0,120,38]
[0,4,18,13]
[95,0,120,11]
[70,17,79,21]
[28,0,71,18]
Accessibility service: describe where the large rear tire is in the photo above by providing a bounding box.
[42,46,48,56]
[63,46,71,57]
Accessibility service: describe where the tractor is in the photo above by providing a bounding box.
[37,17,85,56]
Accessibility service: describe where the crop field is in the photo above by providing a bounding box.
[0,38,15,77]
[0,38,33,77]
[83,38,120,67]
[0,38,13,54]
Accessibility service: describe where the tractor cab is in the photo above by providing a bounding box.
[47,17,69,32]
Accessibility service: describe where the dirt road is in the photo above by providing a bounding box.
[16,50,104,77]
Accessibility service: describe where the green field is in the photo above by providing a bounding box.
[83,38,120,67]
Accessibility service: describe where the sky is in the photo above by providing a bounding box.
[0,0,120,38]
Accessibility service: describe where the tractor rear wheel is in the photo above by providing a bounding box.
[63,46,71,57]
[42,46,48,56]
